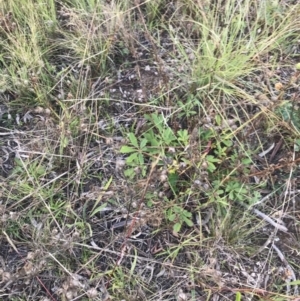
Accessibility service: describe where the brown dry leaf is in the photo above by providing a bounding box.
[275,82,283,91]
[23,261,35,275]
[203,267,224,286]
[257,93,271,106]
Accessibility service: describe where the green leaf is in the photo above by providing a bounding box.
[168,213,176,221]
[207,162,217,172]
[141,166,147,177]
[177,129,188,138]
[183,217,193,227]
[240,188,248,194]
[151,113,164,132]
[130,248,138,276]
[216,189,224,195]
[206,155,221,163]
[140,138,148,149]
[61,135,69,148]
[173,206,181,213]
[222,139,233,147]
[177,129,189,145]
[183,210,192,218]
[285,280,300,286]
[124,168,135,178]
[120,146,136,153]
[173,223,181,232]
[147,200,153,207]
[163,128,176,144]
[126,153,139,164]
[235,292,242,301]
[90,202,108,217]
[103,176,113,190]
[215,114,222,126]
[236,194,244,201]
[35,165,46,176]
[168,173,179,194]
[138,153,144,165]
[144,130,160,147]
[128,132,139,148]
[242,158,252,165]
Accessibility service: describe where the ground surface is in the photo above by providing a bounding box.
[1,0,300,300]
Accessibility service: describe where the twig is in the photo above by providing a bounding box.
[238,199,288,232]
[252,208,288,232]
[272,244,298,296]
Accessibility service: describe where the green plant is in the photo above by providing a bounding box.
[177,95,200,119]
[120,113,188,178]
[276,101,300,131]
[143,113,177,147]
[204,155,221,173]
[120,132,150,178]
[176,129,189,147]
[166,204,193,233]
[225,181,248,201]
[235,291,242,301]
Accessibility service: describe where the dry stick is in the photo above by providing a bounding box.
[272,244,298,296]
[238,194,288,232]
[249,157,300,178]
[106,156,161,287]
[252,208,288,232]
